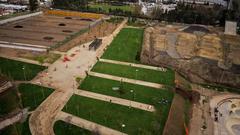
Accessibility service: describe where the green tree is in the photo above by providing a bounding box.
[29,0,38,11]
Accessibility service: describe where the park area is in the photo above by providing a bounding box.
[63,95,170,135]
[91,61,175,86]
[102,28,144,63]
[0,57,46,80]
[58,27,175,135]
[0,83,54,135]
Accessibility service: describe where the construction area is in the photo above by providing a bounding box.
[0,10,103,52]
[141,24,240,88]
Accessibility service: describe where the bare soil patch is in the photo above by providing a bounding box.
[56,21,119,52]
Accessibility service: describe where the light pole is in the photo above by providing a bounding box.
[121,124,125,133]
[22,66,26,81]
[135,69,138,84]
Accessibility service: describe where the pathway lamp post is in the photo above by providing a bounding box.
[22,66,26,81]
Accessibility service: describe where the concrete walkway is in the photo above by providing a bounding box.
[56,111,127,135]
[75,89,155,112]
[0,54,49,67]
[99,58,167,72]
[29,19,127,135]
[88,71,164,89]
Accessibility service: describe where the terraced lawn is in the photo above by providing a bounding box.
[101,28,144,63]
[18,83,54,111]
[0,87,20,116]
[0,57,46,81]
[91,62,175,86]
[54,120,92,135]
[80,76,173,109]
[0,117,31,135]
[63,95,172,135]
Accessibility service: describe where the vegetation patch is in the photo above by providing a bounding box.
[18,83,54,111]
[201,83,240,94]
[0,87,20,117]
[14,25,23,28]
[91,62,175,86]
[89,3,134,13]
[101,28,144,63]
[43,36,54,41]
[80,76,173,109]
[0,117,31,135]
[0,57,46,81]
[63,95,170,135]
[58,23,66,26]
[54,120,92,135]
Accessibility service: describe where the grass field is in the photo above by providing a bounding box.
[91,62,175,86]
[0,117,31,135]
[101,28,144,63]
[0,87,20,116]
[18,83,54,111]
[63,95,170,135]
[0,57,46,81]
[89,4,134,13]
[54,120,92,135]
[80,76,173,109]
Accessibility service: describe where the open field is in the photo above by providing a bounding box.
[102,28,144,63]
[0,57,46,80]
[80,76,173,109]
[91,62,175,86]
[54,120,92,135]
[63,95,169,135]
[18,83,54,111]
[0,13,95,48]
[0,117,31,135]
[89,3,134,13]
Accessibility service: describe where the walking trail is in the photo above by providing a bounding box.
[56,111,127,135]
[75,89,155,112]
[88,71,164,89]
[99,58,167,72]
[29,19,127,135]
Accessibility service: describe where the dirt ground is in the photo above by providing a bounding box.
[141,24,240,88]
[163,94,186,135]
[0,14,93,47]
[56,21,120,52]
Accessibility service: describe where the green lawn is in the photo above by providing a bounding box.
[80,76,173,109]
[89,4,134,13]
[0,57,46,81]
[0,87,20,117]
[101,28,144,63]
[63,95,171,135]
[0,117,31,135]
[18,83,54,111]
[91,62,175,86]
[54,120,92,135]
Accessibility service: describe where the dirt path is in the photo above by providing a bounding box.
[99,58,167,72]
[88,71,164,89]
[56,111,127,135]
[29,19,127,135]
[75,89,155,112]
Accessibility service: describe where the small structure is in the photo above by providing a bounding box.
[89,38,102,51]
[224,21,237,36]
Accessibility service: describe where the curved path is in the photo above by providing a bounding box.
[29,19,127,135]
